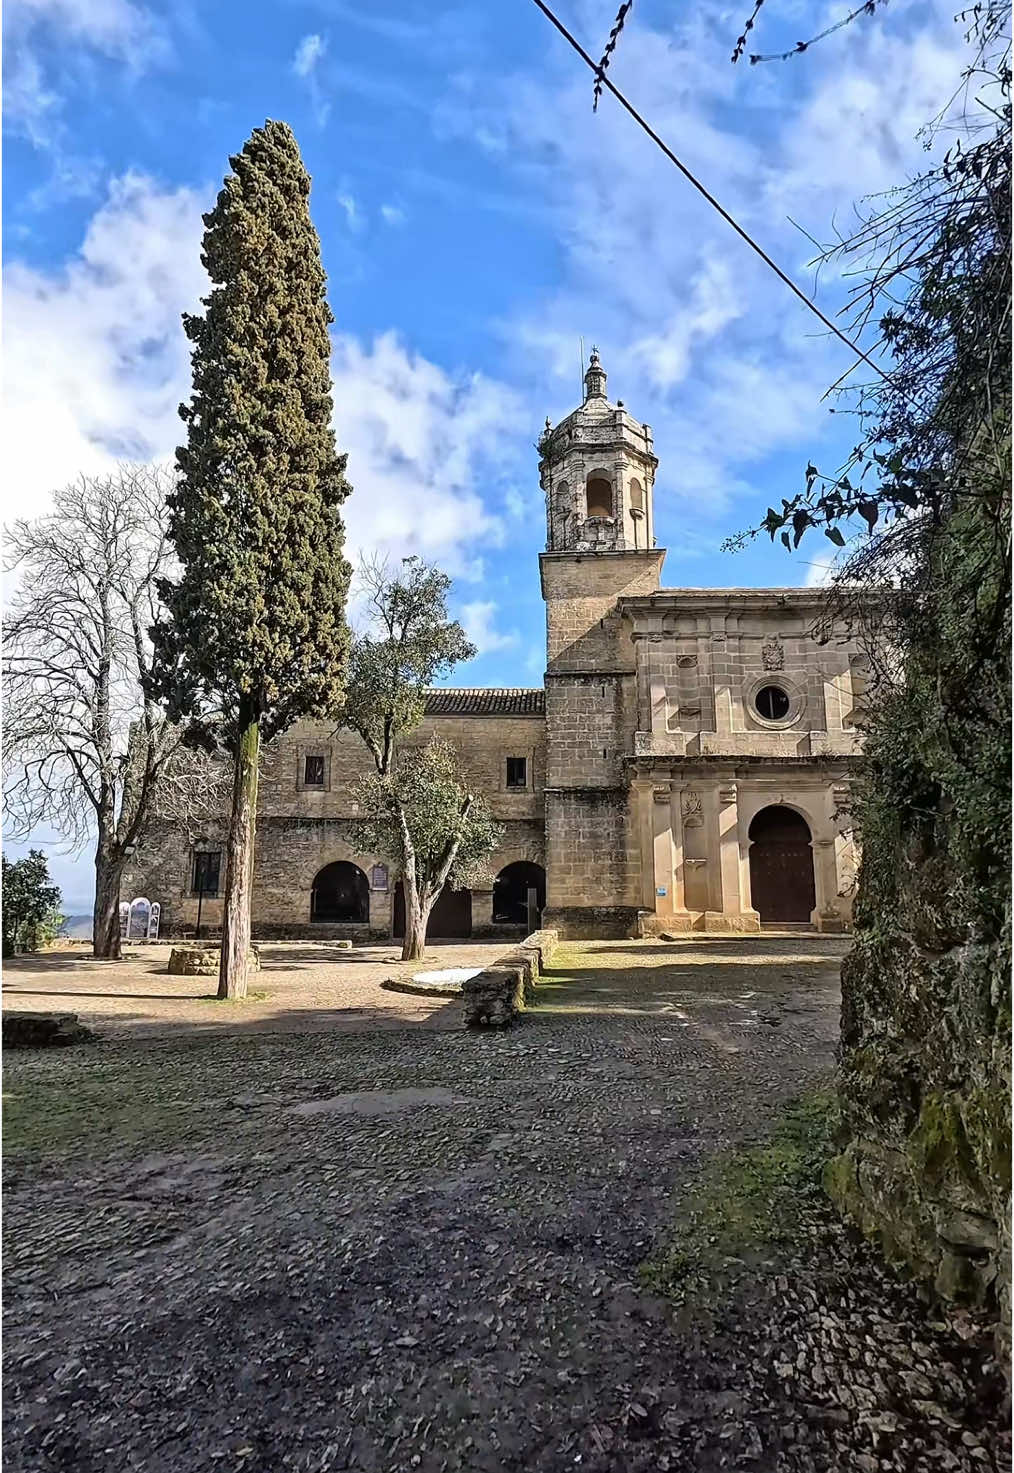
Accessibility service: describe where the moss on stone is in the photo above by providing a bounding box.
[909,1091,979,1188]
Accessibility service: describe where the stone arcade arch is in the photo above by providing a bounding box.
[310,862,370,924]
[492,861,546,926]
[747,806,817,924]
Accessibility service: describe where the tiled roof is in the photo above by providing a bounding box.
[423,687,545,717]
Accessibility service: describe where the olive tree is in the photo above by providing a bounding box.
[342,556,497,960]
[356,740,502,961]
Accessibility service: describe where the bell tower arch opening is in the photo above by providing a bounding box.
[586,474,613,518]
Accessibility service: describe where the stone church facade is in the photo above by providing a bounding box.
[125,351,864,940]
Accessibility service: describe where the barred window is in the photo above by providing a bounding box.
[506,756,528,789]
[192,851,222,896]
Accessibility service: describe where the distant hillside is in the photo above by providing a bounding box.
[59,915,93,940]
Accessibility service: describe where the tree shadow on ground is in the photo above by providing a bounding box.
[1,996,468,1045]
[4,953,170,973]
[530,955,841,1019]
[3,986,213,1003]
[577,939,850,958]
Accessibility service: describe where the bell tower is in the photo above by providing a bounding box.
[538,348,658,554]
[538,350,666,938]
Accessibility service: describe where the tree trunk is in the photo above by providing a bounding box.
[93,849,123,959]
[219,706,260,1000]
[400,885,432,962]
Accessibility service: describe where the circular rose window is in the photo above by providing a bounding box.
[754,684,791,721]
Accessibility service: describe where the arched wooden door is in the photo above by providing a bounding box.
[748,806,816,923]
[393,882,472,939]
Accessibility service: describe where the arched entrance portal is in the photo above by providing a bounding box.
[493,862,546,926]
[748,807,816,924]
[310,862,369,923]
[393,882,472,940]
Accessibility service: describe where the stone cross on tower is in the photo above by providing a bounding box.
[538,349,659,553]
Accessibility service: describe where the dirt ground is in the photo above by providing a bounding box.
[1,939,504,1036]
[3,936,1008,1472]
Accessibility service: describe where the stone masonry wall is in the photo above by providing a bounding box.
[125,814,545,939]
[540,550,662,922]
[543,788,641,918]
[624,593,864,746]
[125,711,547,938]
[823,495,1010,1363]
[257,713,545,826]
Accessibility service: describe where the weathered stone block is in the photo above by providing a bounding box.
[462,965,526,1028]
[3,1012,94,1048]
[460,927,559,1028]
[167,945,261,977]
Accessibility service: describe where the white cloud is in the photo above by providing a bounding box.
[768,23,968,215]
[292,32,331,125]
[3,175,524,581]
[444,0,973,535]
[330,330,524,575]
[380,203,407,227]
[805,550,837,587]
[292,32,326,78]
[7,0,167,64]
[6,0,168,145]
[337,193,362,230]
[3,46,60,147]
[4,171,207,516]
[458,600,519,655]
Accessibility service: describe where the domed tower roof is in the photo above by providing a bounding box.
[538,349,658,554]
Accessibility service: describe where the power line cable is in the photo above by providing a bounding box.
[529,0,895,387]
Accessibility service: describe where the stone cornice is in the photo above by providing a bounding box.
[625,753,862,774]
[620,587,834,614]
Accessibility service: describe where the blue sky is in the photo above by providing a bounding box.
[4,0,970,903]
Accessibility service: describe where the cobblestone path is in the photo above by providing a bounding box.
[4,937,1006,1472]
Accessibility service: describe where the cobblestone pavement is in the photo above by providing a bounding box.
[4,937,1008,1472]
[1,940,508,1036]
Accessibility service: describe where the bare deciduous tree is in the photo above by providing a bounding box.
[4,465,224,959]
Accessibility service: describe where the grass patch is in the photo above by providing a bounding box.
[642,1087,839,1301]
[3,1070,207,1157]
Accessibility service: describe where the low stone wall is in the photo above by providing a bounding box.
[462,928,559,1029]
[167,945,261,977]
[3,1012,94,1048]
[542,905,640,940]
[168,923,380,944]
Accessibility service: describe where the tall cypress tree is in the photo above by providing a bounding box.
[153,120,351,998]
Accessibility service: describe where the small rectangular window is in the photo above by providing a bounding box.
[192,850,222,897]
[304,754,326,787]
[506,756,527,789]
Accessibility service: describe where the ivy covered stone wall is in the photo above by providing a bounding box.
[826,492,1011,1357]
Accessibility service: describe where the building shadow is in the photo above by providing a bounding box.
[578,939,850,958]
